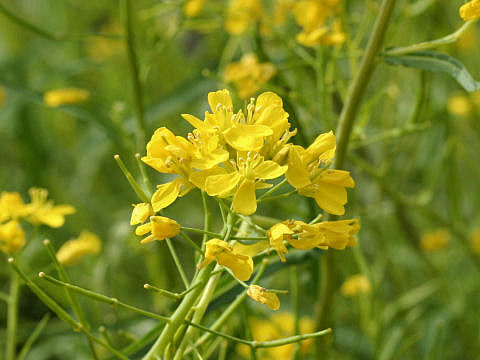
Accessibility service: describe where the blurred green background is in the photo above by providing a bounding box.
[1,0,480,359]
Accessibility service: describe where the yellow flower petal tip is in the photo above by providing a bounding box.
[43,88,90,107]
[26,188,76,228]
[341,274,371,297]
[130,203,154,225]
[460,0,480,20]
[56,231,102,267]
[247,285,281,310]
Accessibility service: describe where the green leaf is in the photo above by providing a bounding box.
[384,51,480,92]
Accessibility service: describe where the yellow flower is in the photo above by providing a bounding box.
[447,94,473,116]
[267,219,359,262]
[130,203,154,225]
[460,0,480,20]
[341,274,371,297]
[274,0,296,25]
[205,152,287,215]
[86,22,123,62]
[198,238,253,281]
[26,188,75,228]
[286,131,354,215]
[135,216,180,244]
[184,0,206,17]
[236,313,315,359]
[224,54,276,99]
[247,285,280,310]
[293,0,345,48]
[470,228,480,255]
[225,0,263,35]
[142,126,228,211]
[0,86,5,107]
[420,229,450,252]
[56,231,102,266]
[0,220,26,253]
[0,191,30,222]
[44,88,90,107]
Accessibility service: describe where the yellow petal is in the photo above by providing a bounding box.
[148,216,181,242]
[224,123,273,152]
[253,160,287,180]
[305,131,336,163]
[198,238,232,269]
[130,203,153,225]
[205,172,241,197]
[0,220,26,253]
[189,167,228,191]
[460,0,480,20]
[319,169,355,188]
[151,178,182,212]
[208,89,233,112]
[191,148,230,170]
[56,231,102,266]
[135,222,152,236]
[233,179,257,215]
[266,223,293,262]
[304,183,347,215]
[286,146,311,189]
[181,114,215,133]
[217,252,254,281]
[247,285,280,310]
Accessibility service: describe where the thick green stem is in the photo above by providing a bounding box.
[6,271,19,360]
[316,0,397,341]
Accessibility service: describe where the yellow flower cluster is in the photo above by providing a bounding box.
[0,188,75,253]
[224,54,276,99]
[183,0,206,18]
[293,0,346,47]
[460,0,480,20]
[142,89,354,217]
[267,218,359,262]
[236,313,315,359]
[44,88,90,107]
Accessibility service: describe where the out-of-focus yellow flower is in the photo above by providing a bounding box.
[130,203,154,225]
[56,231,102,266]
[198,238,253,281]
[469,228,480,255]
[0,87,5,107]
[236,313,315,359]
[341,274,371,297]
[420,229,450,252]
[267,218,359,261]
[286,131,354,215]
[225,0,263,35]
[44,88,90,107]
[184,0,206,17]
[86,22,123,62]
[26,188,75,228]
[460,0,480,20]
[293,0,346,47]
[0,191,30,222]
[447,94,473,116]
[135,216,180,244]
[0,220,26,253]
[274,0,296,25]
[224,54,276,99]
[247,285,280,310]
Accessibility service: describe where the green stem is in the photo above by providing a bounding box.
[8,259,128,360]
[316,0,397,344]
[43,240,99,359]
[165,238,190,288]
[17,313,51,360]
[39,272,170,323]
[135,153,153,197]
[114,154,150,203]
[201,191,210,246]
[384,19,478,56]
[143,284,182,301]
[6,271,19,360]
[123,0,146,151]
[257,179,288,200]
[257,190,298,203]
